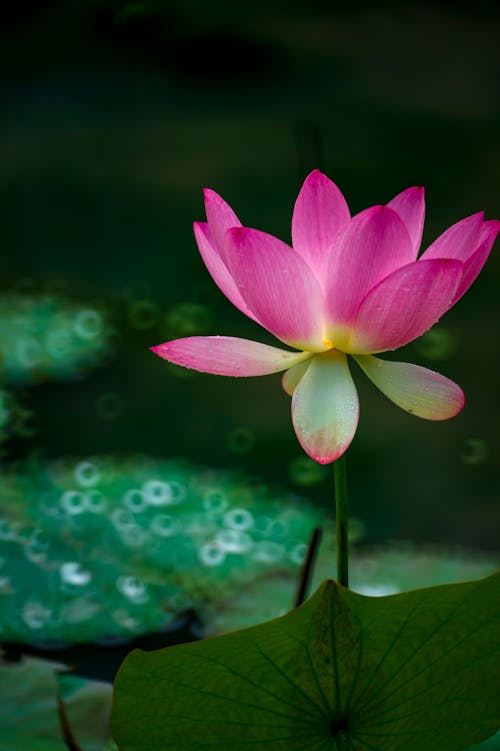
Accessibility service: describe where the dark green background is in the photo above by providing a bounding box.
[1,0,499,548]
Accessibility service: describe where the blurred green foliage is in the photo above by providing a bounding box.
[0,1,499,545]
[0,454,328,642]
[0,7,498,749]
[0,295,114,386]
[0,656,111,751]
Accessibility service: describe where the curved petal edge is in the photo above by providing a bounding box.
[291,169,350,275]
[453,219,500,303]
[354,355,465,420]
[203,188,242,265]
[226,226,326,351]
[151,336,311,377]
[193,222,259,323]
[326,204,415,333]
[349,258,463,353]
[421,212,484,262]
[387,185,425,257]
[282,359,312,396]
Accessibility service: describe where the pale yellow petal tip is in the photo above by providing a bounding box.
[420,386,465,421]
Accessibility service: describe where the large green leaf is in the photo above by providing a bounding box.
[113,573,500,751]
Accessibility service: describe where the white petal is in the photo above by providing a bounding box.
[291,351,359,464]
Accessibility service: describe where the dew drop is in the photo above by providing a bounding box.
[60,561,92,587]
[84,490,107,513]
[199,543,225,567]
[203,489,227,513]
[151,514,177,537]
[111,508,136,529]
[215,529,253,554]
[74,309,103,340]
[22,601,51,629]
[253,541,284,563]
[61,490,86,515]
[74,461,100,487]
[224,508,254,531]
[116,576,149,603]
[166,480,187,504]
[120,525,147,547]
[123,489,147,513]
[142,479,172,506]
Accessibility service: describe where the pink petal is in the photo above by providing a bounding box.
[349,258,463,354]
[453,219,500,303]
[387,186,425,257]
[282,360,311,396]
[291,351,359,464]
[203,189,242,264]
[291,169,350,276]
[354,355,465,420]
[226,227,326,352]
[421,212,484,262]
[326,205,414,335]
[151,336,311,376]
[193,222,259,323]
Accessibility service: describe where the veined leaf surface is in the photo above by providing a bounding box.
[113,573,500,751]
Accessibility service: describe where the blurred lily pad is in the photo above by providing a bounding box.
[211,538,499,634]
[0,294,115,385]
[1,454,497,646]
[0,654,112,750]
[0,454,328,644]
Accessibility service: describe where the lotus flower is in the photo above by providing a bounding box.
[152,171,499,463]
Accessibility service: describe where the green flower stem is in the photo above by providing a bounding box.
[334,454,349,588]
